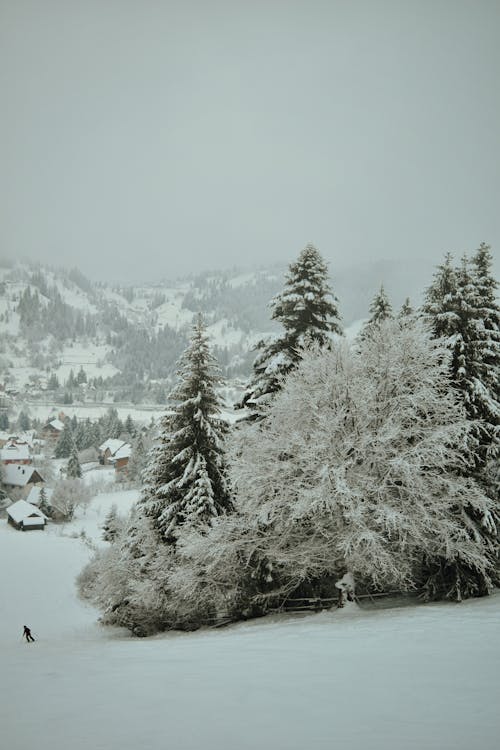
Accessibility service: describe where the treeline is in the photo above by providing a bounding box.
[78,242,499,635]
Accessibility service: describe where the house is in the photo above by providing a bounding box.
[0,441,31,465]
[108,443,132,474]
[2,464,45,497]
[6,499,47,531]
[98,439,130,466]
[26,485,54,508]
[40,418,65,442]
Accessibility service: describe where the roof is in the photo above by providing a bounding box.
[1,443,30,462]
[6,499,46,524]
[109,443,132,461]
[22,516,46,527]
[44,419,64,432]
[26,486,54,506]
[99,439,127,456]
[2,464,44,487]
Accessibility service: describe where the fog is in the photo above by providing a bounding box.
[1,0,499,283]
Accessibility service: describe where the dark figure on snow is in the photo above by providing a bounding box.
[23,625,35,642]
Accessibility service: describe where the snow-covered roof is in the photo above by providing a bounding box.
[26,485,54,506]
[2,464,44,487]
[109,443,132,461]
[22,516,46,527]
[6,499,46,524]
[99,439,127,456]
[1,443,30,462]
[46,419,65,432]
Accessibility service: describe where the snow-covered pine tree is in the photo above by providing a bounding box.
[67,446,82,478]
[140,314,232,541]
[54,421,75,459]
[241,243,341,409]
[398,297,414,318]
[102,504,120,542]
[38,486,52,517]
[363,284,393,337]
[422,250,499,596]
[127,433,148,482]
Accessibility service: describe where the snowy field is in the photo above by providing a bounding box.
[1,491,499,750]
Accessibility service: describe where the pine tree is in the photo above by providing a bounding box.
[398,297,414,318]
[423,250,499,596]
[47,373,60,390]
[241,244,342,408]
[55,422,75,458]
[38,486,52,517]
[18,411,31,431]
[124,414,136,437]
[127,433,147,482]
[102,504,120,542]
[76,367,87,385]
[140,314,232,541]
[0,411,9,430]
[365,285,393,327]
[67,446,82,478]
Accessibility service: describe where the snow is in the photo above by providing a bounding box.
[0,490,499,750]
[2,463,42,487]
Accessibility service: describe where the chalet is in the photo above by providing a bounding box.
[0,441,31,465]
[6,499,47,531]
[41,418,65,442]
[99,439,130,466]
[2,464,45,497]
[108,443,132,474]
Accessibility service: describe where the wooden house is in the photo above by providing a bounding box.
[6,499,47,531]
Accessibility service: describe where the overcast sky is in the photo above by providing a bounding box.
[1,0,499,283]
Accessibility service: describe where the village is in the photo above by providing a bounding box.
[0,411,143,533]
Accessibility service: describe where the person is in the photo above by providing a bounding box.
[23,625,35,642]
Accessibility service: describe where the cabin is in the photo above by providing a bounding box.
[108,443,132,474]
[98,439,130,467]
[2,464,45,497]
[6,499,47,531]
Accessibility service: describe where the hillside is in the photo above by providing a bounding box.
[0,254,441,411]
[1,491,499,750]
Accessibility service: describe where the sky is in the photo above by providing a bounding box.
[1,0,499,283]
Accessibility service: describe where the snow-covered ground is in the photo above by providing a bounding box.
[1,491,499,750]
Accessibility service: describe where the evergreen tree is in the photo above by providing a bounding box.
[55,422,75,458]
[398,297,414,318]
[66,370,76,388]
[67,446,82,478]
[140,314,232,541]
[76,367,87,385]
[102,504,120,542]
[47,373,60,390]
[18,411,31,431]
[127,433,148,481]
[365,285,393,328]
[38,486,52,517]
[124,414,136,437]
[241,244,342,408]
[0,411,9,430]
[423,250,500,595]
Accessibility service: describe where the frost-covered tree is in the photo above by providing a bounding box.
[54,421,75,459]
[398,297,414,319]
[227,319,495,603]
[127,433,149,482]
[51,478,91,521]
[102,504,121,542]
[67,446,82,478]
[241,244,341,409]
[363,285,393,336]
[140,314,232,541]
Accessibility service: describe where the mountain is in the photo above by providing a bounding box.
[0,255,441,407]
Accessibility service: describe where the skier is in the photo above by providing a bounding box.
[23,625,35,643]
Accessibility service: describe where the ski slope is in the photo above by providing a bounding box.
[0,492,499,750]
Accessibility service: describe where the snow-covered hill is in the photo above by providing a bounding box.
[1,491,499,750]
